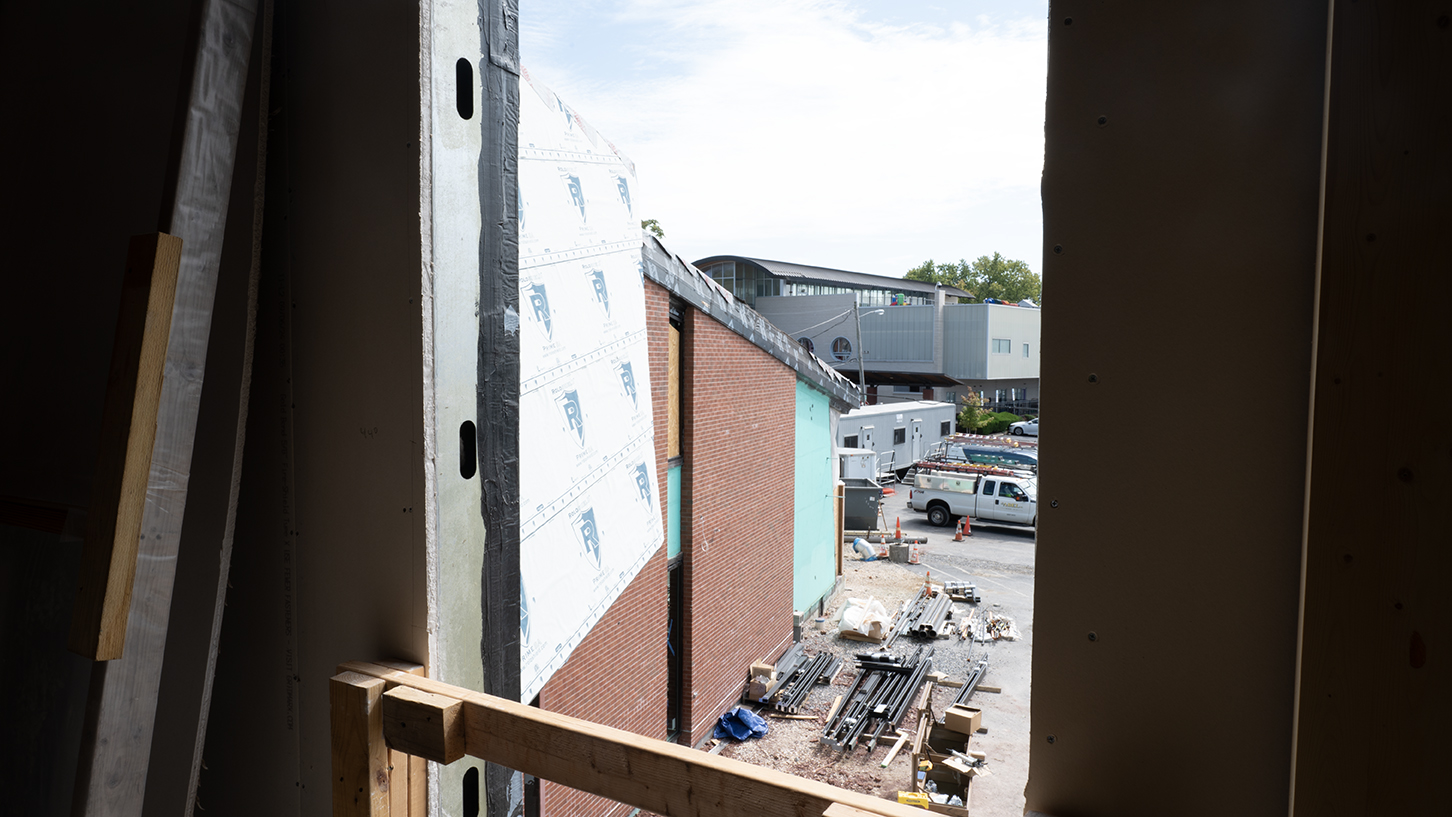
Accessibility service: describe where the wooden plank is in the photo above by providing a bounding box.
[824,805,887,817]
[825,694,844,724]
[377,661,426,815]
[879,732,909,768]
[68,233,182,660]
[339,661,929,817]
[377,661,427,816]
[331,672,390,817]
[383,686,466,764]
[1290,1,1452,813]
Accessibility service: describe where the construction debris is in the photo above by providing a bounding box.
[943,581,980,604]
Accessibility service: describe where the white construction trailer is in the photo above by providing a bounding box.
[837,400,958,477]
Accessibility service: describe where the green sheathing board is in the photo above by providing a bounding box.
[794,381,834,613]
[667,465,682,559]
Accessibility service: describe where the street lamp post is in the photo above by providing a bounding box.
[854,304,885,407]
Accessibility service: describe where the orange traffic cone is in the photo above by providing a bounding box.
[895,516,902,541]
[953,519,964,542]
[964,515,972,537]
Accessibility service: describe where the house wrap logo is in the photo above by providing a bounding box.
[520,576,531,647]
[574,507,602,571]
[633,462,652,508]
[557,389,585,446]
[557,97,573,131]
[526,282,551,338]
[614,175,632,217]
[617,360,637,408]
[561,172,586,222]
[588,269,610,316]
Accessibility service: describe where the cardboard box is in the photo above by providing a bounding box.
[944,705,982,735]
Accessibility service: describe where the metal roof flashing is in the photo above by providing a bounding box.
[693,254,974,300]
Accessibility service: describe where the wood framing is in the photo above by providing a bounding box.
[69,232,182,660]
[331,672,389,817]
[339,660,928,817]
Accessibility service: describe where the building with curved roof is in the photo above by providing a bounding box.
[694,255,1038,412]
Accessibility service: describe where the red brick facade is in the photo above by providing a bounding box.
[538,281,798,814]
[679,308,796,747]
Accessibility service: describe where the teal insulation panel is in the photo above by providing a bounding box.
[667,465,681,559]
[794,381,834,613]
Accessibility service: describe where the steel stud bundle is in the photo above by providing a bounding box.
[820,645,934,752]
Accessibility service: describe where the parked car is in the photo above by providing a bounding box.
[1009,417,1039,436]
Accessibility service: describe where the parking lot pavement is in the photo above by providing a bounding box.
[877,481,1036,817]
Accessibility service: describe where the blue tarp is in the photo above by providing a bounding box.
[713,706,770,741]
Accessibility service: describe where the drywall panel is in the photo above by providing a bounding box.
[144,7,272,813]
[793,381,834,613]
[195,2,430,815]
[73,2,262,813]
[516,70,662,703]
[1291,4,1452,813]
[1028,2,1329,815]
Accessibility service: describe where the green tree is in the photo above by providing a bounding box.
[905,253,1041,304]
[641,219,665,239]
[956,390,990,433]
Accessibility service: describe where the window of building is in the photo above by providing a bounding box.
[992,338,1012,354]
[797,337,814,353]
[843,434,858,448]
[831,337,852,361]
[1023,343,1030,358]
[940,421,951,436]
[893,427,907,445]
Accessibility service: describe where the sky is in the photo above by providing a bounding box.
[519,0,1049,279]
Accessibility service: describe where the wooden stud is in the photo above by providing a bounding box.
[383,686,466,764]
[375,661,426,816]
[68,232,182,660]
[339,661,927,817]
[330,672,390,817]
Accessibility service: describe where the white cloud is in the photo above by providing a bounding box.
[523,0,1047,276]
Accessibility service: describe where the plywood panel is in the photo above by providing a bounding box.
[1028,2,1330,815]
[1291,3,1452,813]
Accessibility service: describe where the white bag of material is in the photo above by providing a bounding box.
[838,596,890,640]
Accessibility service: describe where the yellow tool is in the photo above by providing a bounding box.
[897,791,931,809]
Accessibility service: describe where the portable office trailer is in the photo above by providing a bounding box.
[837,400,957,477]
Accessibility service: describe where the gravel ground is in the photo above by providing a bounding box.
[710,553,1026,812]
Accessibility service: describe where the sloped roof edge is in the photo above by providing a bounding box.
[643,237,861,412]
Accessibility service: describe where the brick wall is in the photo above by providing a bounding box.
[681,308,796,747]
[537,281,674,817]
[537,281,800,814]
